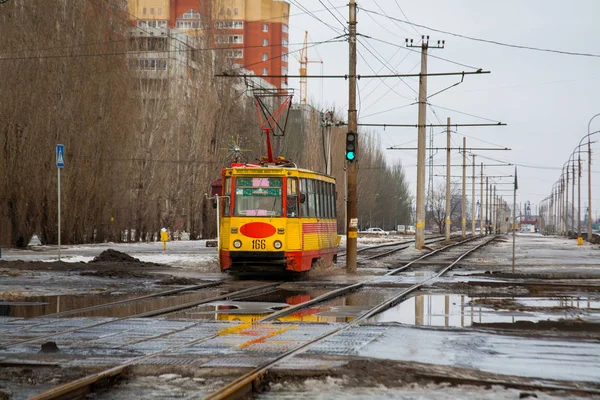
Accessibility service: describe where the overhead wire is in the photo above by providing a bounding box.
[427,103,502,123]
[361,7,600,59]
[364,35,480,70]
[318,0,347,31]
[393,0,421,36]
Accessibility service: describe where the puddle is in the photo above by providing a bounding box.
[367,294,600,327]
[174,289,398,323]
[0,292,143,318]
[0,288,228,319]
[172,288,330,321]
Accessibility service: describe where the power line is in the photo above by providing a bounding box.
[428,103,502,123]
[361,7,600,58]
[364,36,480,70]
[360,102,418,119]
[288,0,344,35]
[0,39,343,62]
[393,0,420,36]
[318,0,346,31]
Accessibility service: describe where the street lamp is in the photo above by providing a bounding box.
[586,114,600,240]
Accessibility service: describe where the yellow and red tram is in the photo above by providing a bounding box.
[218,162,338,274]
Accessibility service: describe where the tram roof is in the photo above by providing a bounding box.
[225,163,335,182]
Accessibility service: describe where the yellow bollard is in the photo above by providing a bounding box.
[160,228,169,250]
[577,237,583,246]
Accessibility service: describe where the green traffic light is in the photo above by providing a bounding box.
[346,151,355,161]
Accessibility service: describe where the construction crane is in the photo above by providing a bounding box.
[298,31,323,104]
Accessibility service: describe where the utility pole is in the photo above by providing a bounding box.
[492,185,496,234]
[485,177,489,235]
[407,36,444,249]
[472,155,476,236]
[566,165,569,236]
[346,0,358,272]
[572,160,575,237]
[480,162,483,236]
[462,137,466,238]
[578,153,582,242]
[559,177,564,235]
[445,117,451,242]
[588,136,593,241]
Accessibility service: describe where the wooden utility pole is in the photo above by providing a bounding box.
[346,0,358,272]
[407,36,444,249]
[445,117,451,242]
[472,155,476,236]
[462,137,466,238]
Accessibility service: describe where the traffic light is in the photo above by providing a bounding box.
[346,131,356,161]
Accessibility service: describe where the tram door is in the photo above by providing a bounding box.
[286,178,302,250]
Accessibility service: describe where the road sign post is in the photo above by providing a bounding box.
[56,145,65,261]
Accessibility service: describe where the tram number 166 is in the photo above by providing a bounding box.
[251,239,266,250]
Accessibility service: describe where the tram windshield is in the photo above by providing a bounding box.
[233,177,283,217]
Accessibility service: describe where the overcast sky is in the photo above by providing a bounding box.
[283,0,600,219]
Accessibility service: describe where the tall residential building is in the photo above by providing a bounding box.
[127,0,290,89]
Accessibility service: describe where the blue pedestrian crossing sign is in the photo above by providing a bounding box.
[56,144,65,168]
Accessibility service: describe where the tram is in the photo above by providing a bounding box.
[217,159,338,274]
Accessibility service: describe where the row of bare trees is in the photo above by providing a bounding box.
[0,0,411,248]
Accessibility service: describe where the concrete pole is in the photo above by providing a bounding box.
[492,186,496,234]
[445,117,451,242]
[480,163,483,236]
[415,39,428,249]
[472,155,476,236]
[588,136,593,241]
[512,181,517,271]
[559,178,564,235]
[485,177,489,235]
[565,165,569,237]
[346,0,358,272]
[461,137,466,238]
[572,160,575,238]
[578,153,582,240]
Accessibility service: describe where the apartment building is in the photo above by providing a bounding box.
[127,0,290,89]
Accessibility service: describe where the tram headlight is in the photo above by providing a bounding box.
[233,240,242,249]
[273,240,282,249]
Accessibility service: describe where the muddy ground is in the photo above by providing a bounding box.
[1,235,600,399]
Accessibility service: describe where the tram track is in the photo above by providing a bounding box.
[337,235,446,260]
[25,234,498,400]
[204,235,497,399]
[0,281,281,349]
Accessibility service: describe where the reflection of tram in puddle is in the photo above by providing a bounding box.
[210,294,359,323]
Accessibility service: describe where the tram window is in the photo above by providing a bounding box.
[286,177,299,218]
[223,177,231,217]
[316,180,323,219]
[320,181,326,219]
[326,183,332,219]
[300,178,308,218]
[313,179,320,218]
[308,179,316,218]
[333,185,337,218]
[233,177,283,217]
